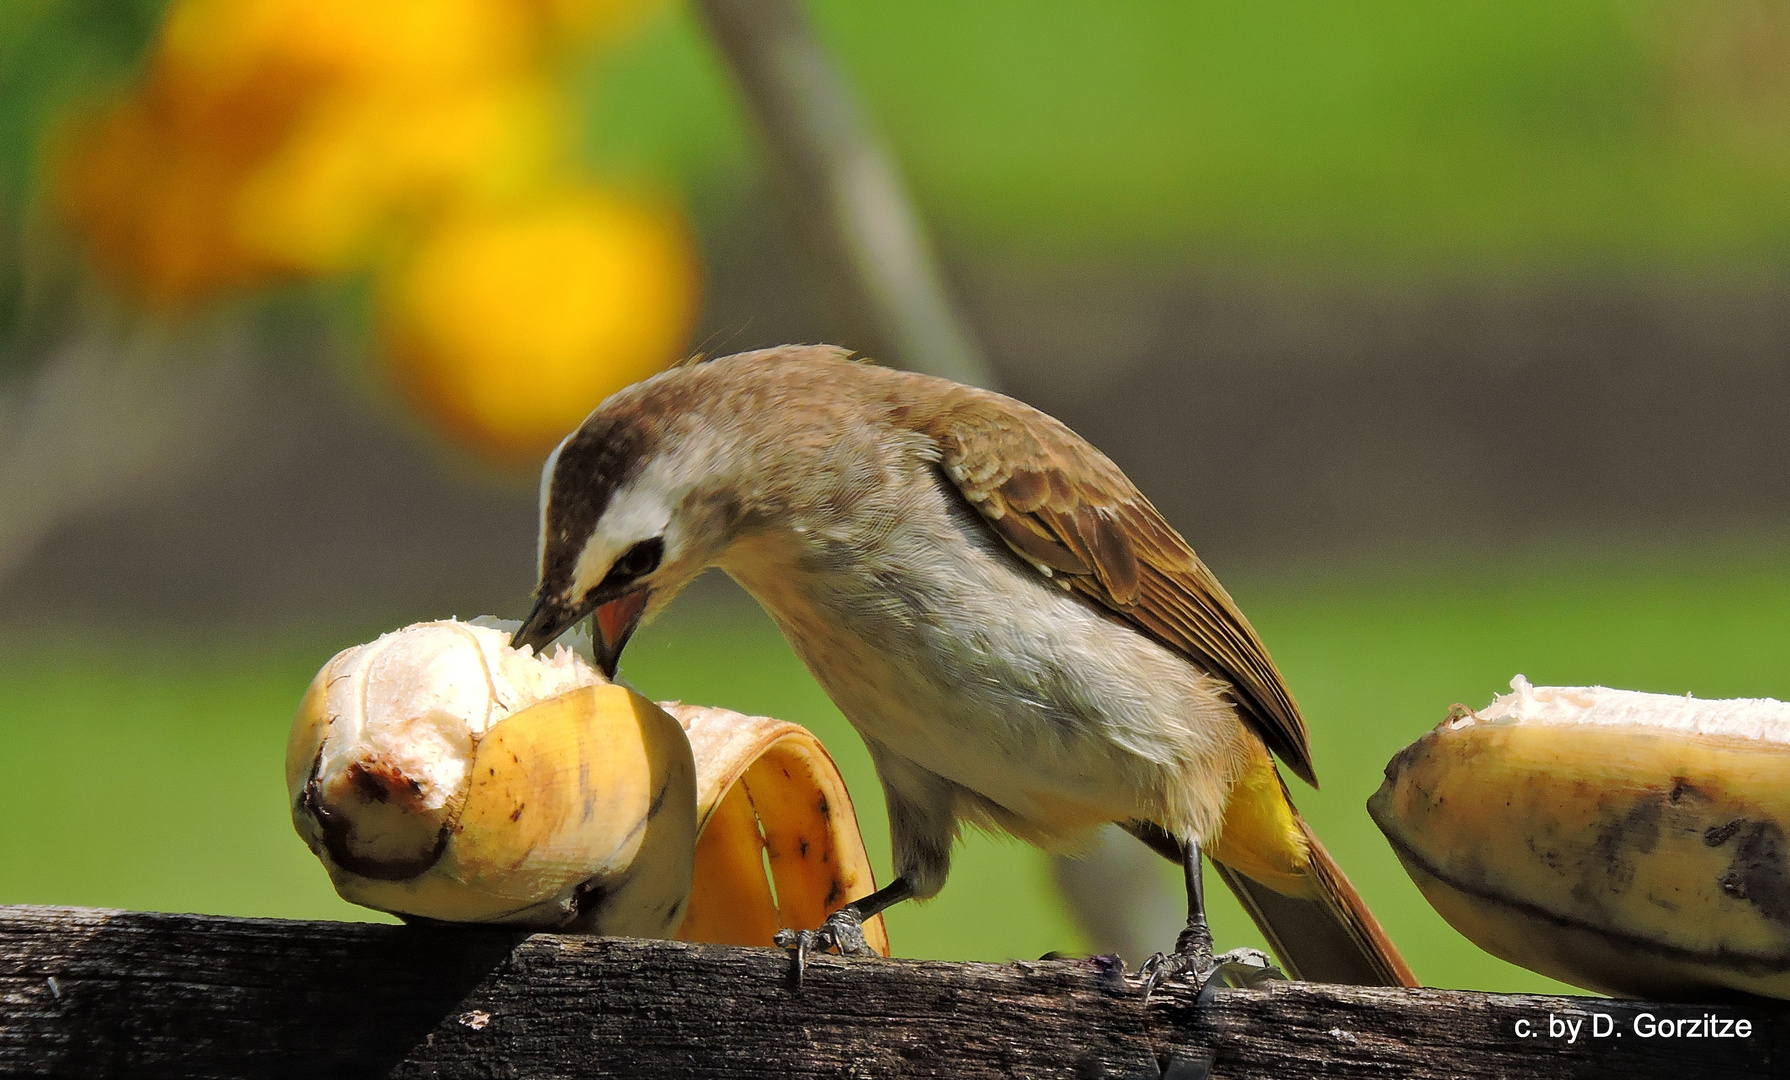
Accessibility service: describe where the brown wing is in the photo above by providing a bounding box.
[912,386,1317,787]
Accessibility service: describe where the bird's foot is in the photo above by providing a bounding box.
[1138,936,1284,1003]
[774,908,874,988]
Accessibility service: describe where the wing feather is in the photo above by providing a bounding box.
[915,387,1317,786]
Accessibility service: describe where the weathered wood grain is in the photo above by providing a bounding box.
[0,904,1784,1079]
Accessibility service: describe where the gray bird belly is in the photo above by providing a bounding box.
[743,547,1223,834]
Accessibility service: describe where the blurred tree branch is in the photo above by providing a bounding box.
[692,0,995,388]
[693,0,1182,962]
[0,300,248,589]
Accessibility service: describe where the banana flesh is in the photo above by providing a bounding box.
[288,621,699,937]
[663,703,890,956]
[1370,675,1790,999]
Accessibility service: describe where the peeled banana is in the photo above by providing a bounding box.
[287,620,698,936]
[1370,675,1790,1000]
[288,620,888,955]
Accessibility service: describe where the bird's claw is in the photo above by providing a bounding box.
[1138,947,1284,1003]
[774,908,873,989]
[1138,945,1205,1002]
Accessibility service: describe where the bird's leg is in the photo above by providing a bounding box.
[774,876,913,986]
[1138,839,1283,1000]
[1138,838,1215,989]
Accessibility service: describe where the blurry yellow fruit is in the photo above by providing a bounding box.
[237,79,562,274]
[663,703,890,956]
[52,0,692,310]
[155,0,535,102]
[57,80,559,303]
[288,620,698,935]
[53,0,557,305]
[1372,676,1790,1000]
[53,89,293,308]
[377,190,697,464]
[156,0,554,273]
[519,0,666,48]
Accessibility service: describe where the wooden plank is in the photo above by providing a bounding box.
[0,904,1785,1079]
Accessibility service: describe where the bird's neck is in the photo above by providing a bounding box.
[715,461,948,621]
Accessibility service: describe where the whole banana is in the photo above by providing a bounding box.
[1370,676,1790,1000]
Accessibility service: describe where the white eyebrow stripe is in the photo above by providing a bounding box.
[537,431,574,579]
[604,483,674,545]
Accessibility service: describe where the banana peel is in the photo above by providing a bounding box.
[1370,675,1790,1000]
[288,620,888,956]
[664,702,889,956]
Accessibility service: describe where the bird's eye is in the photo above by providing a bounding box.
[606,538,664,585]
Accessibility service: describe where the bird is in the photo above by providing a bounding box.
[512,344,1415,991]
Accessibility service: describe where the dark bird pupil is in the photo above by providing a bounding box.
[610,538,663,583]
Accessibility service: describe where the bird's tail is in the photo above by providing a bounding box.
[1210,817,1415,986]
[1128,739,1417,987]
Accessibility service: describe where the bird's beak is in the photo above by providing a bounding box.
[590,588,648,681]
[510,587,649,681]
[511,593,584,657]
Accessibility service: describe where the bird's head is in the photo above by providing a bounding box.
[511,344,885,674]
[509,378,727,677]
[508,353,811,676]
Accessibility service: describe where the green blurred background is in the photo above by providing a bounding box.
[5,0,1790,998]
